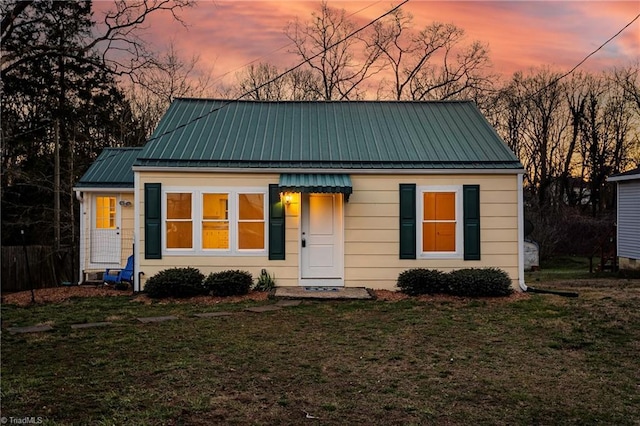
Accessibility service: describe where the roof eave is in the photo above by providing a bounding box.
[132,165,525,175]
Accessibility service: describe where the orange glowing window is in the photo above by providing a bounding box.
[202,193,229,249]
[238,193,265,250]
[166,193,192,249]
[422,192,456,252]
[95,196,116,229]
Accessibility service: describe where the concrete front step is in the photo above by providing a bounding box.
[273,287,374,300]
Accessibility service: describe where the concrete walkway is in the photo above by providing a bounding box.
[273,286,374,300]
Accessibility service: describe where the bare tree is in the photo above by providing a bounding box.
[578,73,636,215]
[497,69,570,208]
[234,63,320,101]
[613,62,640,113]
[285,1,385,100]
[371,9,495,102]
[123,41,217,138]
[236,63,288,100]
[1,0,195,82]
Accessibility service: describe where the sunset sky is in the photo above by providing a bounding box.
[108,1,640,88]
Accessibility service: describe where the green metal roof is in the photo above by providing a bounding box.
[279,174,353,198]
[76,147,142,189]
[136,99,522,170]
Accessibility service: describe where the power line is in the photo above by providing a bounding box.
[147,0,409,143]
[209,1,384,86]
[494,12,640,114]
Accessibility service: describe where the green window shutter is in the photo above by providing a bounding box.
[399,184,416,259]
[463,185,481,260]
[144,183,162,259]
[268,184,285,260]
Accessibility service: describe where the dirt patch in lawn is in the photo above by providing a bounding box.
[1,286,270,307]
[2,286,531,307]
[2,286,530,306]
[373,289,530,303]
[1,286,132,306]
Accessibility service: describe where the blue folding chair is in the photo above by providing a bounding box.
[104,255,134,285]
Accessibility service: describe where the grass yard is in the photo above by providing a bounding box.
[2,279,640,425]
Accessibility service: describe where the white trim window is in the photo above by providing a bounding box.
[163,187,267,255]
[418,185,463,259]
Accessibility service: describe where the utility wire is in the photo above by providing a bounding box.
[209,1,384,86]
[148,3,636,143]
[147,0,409,143]
[493,12,640,115]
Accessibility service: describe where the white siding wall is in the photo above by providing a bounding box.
[618,180,640,260]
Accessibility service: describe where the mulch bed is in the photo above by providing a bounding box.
[2,286,528,307]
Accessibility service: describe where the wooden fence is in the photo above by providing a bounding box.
[1,246,75,293]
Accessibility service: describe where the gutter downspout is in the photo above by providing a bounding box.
[517,173,527,292]
[133,171,141,293]
[75,190,84,285]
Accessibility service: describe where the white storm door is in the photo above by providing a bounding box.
[301,193,343,281]
[90,194,121,264]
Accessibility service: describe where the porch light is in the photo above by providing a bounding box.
[281,193,292,205]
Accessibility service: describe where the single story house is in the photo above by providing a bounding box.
[609,167,640,271]
[76,99,527,292]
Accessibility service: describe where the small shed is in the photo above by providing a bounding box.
[609,167,640,271]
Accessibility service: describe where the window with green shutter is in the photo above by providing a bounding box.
[399,184,416,259]
[145,183,162,259]
[406,184,481,260]
[463,185,481,260]
[268,184,286,260]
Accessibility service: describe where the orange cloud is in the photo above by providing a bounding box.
[94,0,639,88]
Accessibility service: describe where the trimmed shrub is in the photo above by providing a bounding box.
[397,268,450,295]
[144,267,206,298]
[254,269,276,292]
[447,268,513,297]
[204,270,253,297]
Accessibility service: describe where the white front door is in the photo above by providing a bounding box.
[300,193,343,285]
[90,194,121,265]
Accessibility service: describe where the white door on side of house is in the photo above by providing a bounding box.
[300,193,344,285]
[90,194,121,265]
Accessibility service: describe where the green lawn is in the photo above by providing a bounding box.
[2,280,640,425]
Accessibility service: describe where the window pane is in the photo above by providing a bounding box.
[203,194,228,220]
[167,221,192,248]
[239,194,264,220]
[239,222,265,249]
[96,196,116,229]
[423,222,455,252]
[434,223,456,251]
[202,221,229,249]
[422,222,437,252]
[167,193,191,219]
[423,193,436,220]
[423,192,455,220]
[435,193,455,220]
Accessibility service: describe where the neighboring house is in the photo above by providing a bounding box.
[609,167,640,271]
[74,147,142,282]
[78,99,527,292]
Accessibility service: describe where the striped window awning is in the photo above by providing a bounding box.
[279,174,353,201]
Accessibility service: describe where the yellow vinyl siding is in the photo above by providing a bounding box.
[344,174,520,290]
[136,171,521,291]
[137,172,296,289]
